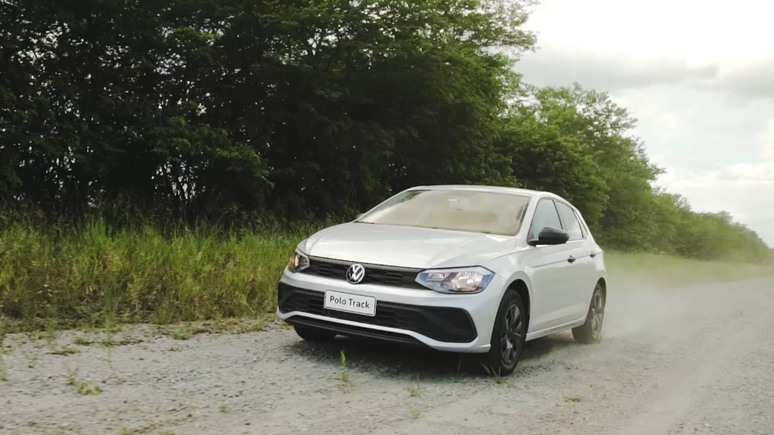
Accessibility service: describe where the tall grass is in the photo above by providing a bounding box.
[1,217,772,331]
[0,218,323,330]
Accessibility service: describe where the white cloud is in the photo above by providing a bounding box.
[526,0,774,65]
[764,120,774,160]
[514,0,774,246]
[727,163,774,182]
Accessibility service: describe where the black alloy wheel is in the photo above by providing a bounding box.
[572,282,605,343]
[482,290,526,376]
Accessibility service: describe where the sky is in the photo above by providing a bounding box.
[513,0,774,247]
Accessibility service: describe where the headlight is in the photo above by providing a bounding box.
[415,267,494,293]
[288,250,310,273]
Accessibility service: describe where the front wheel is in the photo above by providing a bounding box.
[572,283,605,343]
[480,290,527,376]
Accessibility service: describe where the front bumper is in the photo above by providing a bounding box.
[277,268,506,353]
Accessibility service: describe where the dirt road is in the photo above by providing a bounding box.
[2,278,773,435]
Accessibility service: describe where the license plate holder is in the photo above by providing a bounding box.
[323,290,376,317]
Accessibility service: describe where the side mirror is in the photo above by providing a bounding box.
[528,227,569,246]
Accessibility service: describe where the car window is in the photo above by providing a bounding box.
[556,202,584,241]
[575,209,588,238]
[528,199,562,241]
[359,190,531,236]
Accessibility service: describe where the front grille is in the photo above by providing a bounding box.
[278,283,477,343]
[300,257,426,289]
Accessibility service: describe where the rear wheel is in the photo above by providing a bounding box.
[293,324,337,342]
[481,290,526,376]
[572,283,605,343]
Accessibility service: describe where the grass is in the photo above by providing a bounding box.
[66,367,102,395]
[171,328,191,341]
[0,217,320,332]
[0,216,771,334]
[410,409,421,420]
[50,347,80,356]
[481,365,514,387]
[405,376,422,397]
[76,381,103,395]
[337,349,351,392]
[73,336,91,346]
[219,405,229,414]
[564,396,582,403]
[492,375,513,387]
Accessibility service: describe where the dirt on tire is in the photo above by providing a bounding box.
[2,277,774,435]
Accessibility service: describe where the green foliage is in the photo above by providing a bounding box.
[499,84,771,262]
[0,0,534,219]
[171,328,192,341]
[73,336,91,346]
[66,367,102,395]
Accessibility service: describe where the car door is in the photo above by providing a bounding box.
[555,201,597,321]
[523,198,577,332]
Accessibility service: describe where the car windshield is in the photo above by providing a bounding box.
[358,189,530,236]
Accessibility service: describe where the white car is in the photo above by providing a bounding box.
[277,185,607,375]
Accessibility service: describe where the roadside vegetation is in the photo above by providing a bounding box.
[0,216,309,330]
[1,217,771,332]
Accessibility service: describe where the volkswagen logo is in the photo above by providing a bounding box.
[346,264,366,284]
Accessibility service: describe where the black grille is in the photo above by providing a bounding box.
[278,283,477,343]
[300,257,426,289]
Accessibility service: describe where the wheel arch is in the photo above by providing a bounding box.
[597,277,607,299]
[506,278,531,333]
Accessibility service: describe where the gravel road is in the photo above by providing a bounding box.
[2,277,774,435]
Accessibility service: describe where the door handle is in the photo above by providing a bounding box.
[590,252,597,258]
[568,256,576,264]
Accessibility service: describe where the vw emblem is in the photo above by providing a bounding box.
[346,264,366,284]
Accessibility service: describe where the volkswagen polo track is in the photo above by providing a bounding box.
[277,185,607,375]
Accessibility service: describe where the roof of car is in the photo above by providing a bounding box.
[408,184,545,197]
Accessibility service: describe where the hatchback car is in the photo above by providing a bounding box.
[277,185,607,375]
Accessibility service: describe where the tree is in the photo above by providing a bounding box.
[0,0,536,218]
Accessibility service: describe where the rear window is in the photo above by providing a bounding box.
[358,190,530,236]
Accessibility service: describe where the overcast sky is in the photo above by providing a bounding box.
[514,0,774,247]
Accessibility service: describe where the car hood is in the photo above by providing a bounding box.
[301,223,515,269]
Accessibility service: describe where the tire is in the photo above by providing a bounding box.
[293,324,337,342]
[480,289,527,376]
[572,282,605,344]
